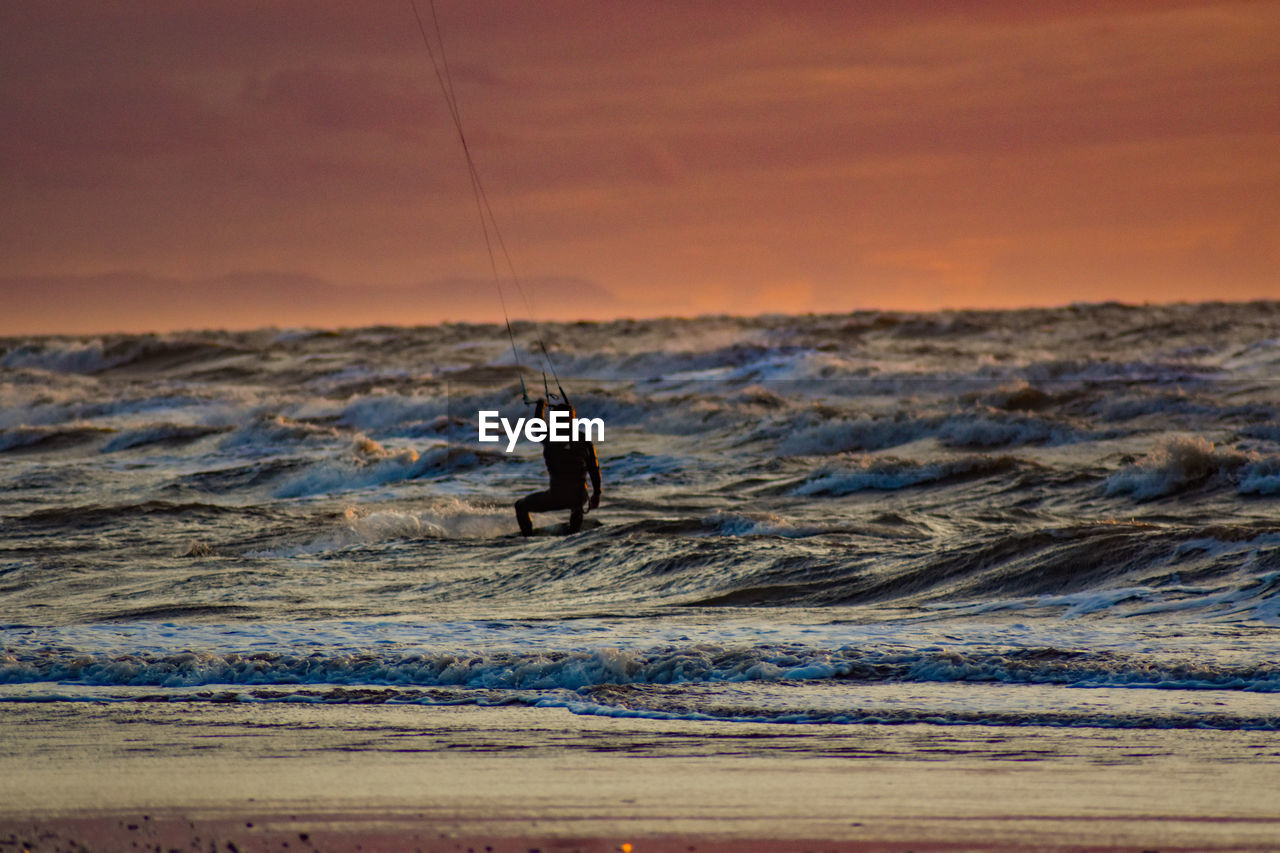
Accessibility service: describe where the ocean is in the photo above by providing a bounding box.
[3,301,1280,845]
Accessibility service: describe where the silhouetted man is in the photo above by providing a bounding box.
[514,399,601,536]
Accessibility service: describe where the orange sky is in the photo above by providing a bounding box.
[1,1,1278,334]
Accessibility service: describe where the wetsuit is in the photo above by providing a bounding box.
[515,402,601,536]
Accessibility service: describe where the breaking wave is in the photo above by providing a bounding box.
[1104,436,1276,500]
[4,644,1278,695]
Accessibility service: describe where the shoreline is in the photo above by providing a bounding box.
[5,809,1280,853]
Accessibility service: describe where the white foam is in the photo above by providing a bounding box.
[273,439,454,498]
[343,499,513,541]
[704,511,825,538]
[335,394,447,433]
[1105,436,1249,500]
[778,416,930,455]
[938,415,1059,448]
[1238,458,1280,495]
[1,340,116,374]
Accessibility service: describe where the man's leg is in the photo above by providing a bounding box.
[566,503,584,534]
[565,486,588,534]
[515,490,557,536]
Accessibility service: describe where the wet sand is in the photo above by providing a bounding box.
[3,704,1279,851]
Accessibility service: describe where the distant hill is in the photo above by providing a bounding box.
[0,272,619,334]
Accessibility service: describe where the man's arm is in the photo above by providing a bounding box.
[583,441,601,509]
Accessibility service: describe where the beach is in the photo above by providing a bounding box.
[5,703,1280,851]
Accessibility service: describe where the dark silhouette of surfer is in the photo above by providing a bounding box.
[515,398,601,536]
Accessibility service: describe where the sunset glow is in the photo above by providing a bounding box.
[2,1,1277,333]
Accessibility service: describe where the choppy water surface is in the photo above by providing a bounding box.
[3,302,1280,737]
